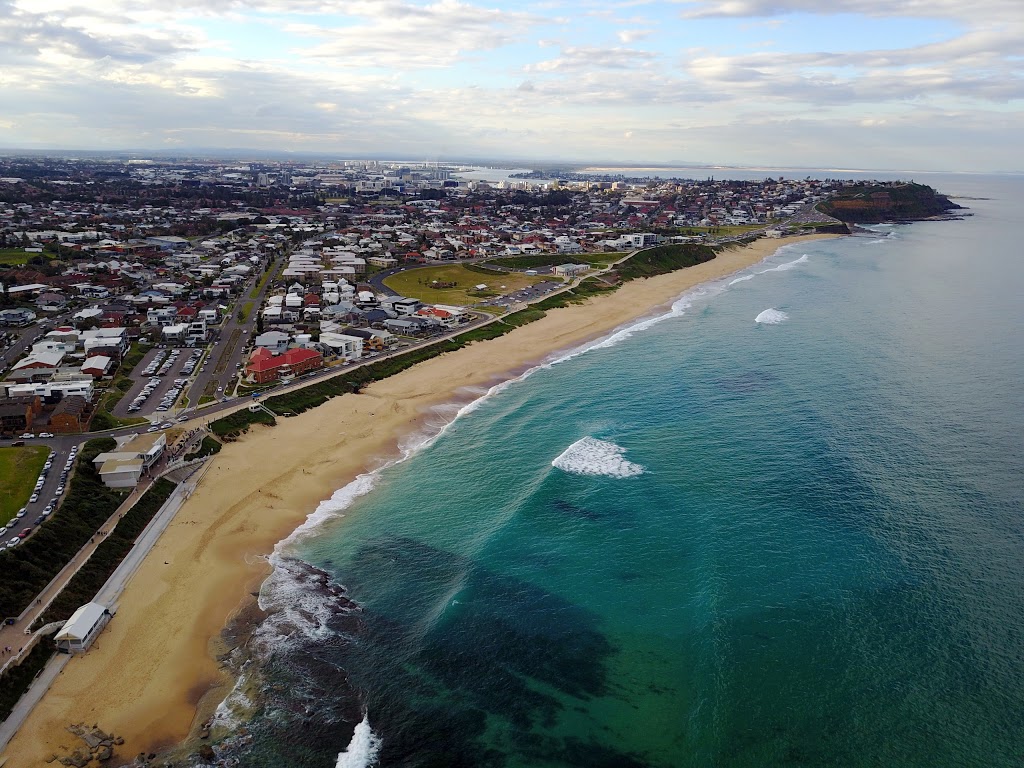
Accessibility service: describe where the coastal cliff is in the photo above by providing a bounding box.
[818,182,963,223]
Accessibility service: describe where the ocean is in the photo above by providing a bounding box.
[212,174,1024,767]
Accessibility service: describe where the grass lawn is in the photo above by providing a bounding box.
[0,446,48,524]
[0,248,33,266]
[383,264,546,306]
[485,252,621,271]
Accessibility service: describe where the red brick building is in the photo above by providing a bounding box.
[245,347,323,384]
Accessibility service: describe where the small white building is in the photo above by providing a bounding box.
[553,263,590,278]
[54,602,113,653]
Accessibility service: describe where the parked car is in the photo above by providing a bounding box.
[29,493,39,503]
[16,507,26,518]
[147,426,160,433]
[19,433,34,439]
[38,432,54,438]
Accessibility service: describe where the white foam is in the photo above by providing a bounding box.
[728,274,754,285]
[755,308,789,325]
[335,715,382,768]
[552,437,645,478]
[759,254,808,273]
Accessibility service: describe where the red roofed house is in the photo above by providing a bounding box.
[245,347,323,384]
[416,307,457,328]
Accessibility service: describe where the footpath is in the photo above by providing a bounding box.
[0,461,211,755]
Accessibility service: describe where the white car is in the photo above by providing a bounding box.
[8,536,19,546]
[29,493,39,503]
[38,432,54,438]
[147,426,160,433]
[19,433,34,439]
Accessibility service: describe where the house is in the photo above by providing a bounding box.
[54,602,113,653]
[318,332,364,361]
[49,394,89,432]
[339,327,386,352]
[81,356,114,378]
[0,395,42,435]
[0,308,37,326]
[254,331,291,354]
[380,296,422,316]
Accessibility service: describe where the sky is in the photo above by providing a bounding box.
[1,0,1021,171]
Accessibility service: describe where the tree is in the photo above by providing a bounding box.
[256,313,264,335]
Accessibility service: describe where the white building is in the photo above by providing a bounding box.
[54,602,113,653]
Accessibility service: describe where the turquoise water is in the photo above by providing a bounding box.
[220,176,1024,767]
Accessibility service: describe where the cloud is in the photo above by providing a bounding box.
[616,28,651,42]
[0,0,197,63]
[296,0,548,68]
[679,0,1024,20]
[525,45,656,72]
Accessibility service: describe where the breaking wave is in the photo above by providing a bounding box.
[729,274,755,285]
[335,715,382,768]
[552,437,645,478]
[755,308,789,325]
[759,254,809,273]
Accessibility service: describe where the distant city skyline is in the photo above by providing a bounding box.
[2,0,1021,172]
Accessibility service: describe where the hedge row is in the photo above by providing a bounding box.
[41,478,177,625]
[0,438,126,619]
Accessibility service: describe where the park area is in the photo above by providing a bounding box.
[383,264,549,306]
[0,445,48,524]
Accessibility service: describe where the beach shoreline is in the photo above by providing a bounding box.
[0,233,839,767]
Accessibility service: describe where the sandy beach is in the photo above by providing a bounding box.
[1,234,837,766]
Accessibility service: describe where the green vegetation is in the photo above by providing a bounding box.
[250,259,279,299]
[616,243,717,281]
[0,247,33,266]
[818,182,960,223]
[483,252,618,271]
[502,308,547,327]
[0,439,127,619]
[210,408,276,438]
[237,301,254,322]
[383,264,545,305]
[0,446,49,524]
[189,436,223,459]
[39,479,177,625]
[0,641,56,722]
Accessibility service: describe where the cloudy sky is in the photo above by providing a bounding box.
[1,0,1021,171]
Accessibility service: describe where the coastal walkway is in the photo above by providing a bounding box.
[0,462,210,756]
[0,476,159,675]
